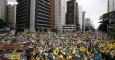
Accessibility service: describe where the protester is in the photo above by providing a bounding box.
[0,31,114,60]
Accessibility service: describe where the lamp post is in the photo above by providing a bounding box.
[82,11,86,31]
[107,0,109,32]
[113,0,114,11]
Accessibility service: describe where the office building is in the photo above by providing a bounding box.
[16,0,51,32]
[78,6,83,30]
[50,0,55,32]
[63,25,76,32]
[66,0,79,31]
[16,0,31,32]
[82,11,86,31]
[61,0,68,25]
[55,0,63,32]
[85,18,92,31]
[7,4,17,29]
[0,0,7,22]
[108,0,115,12]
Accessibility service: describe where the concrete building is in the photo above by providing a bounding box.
[78,7,86,31]
[85,18,92,31]
[82,11,86,31]
[65,0,79,31]
[50,0,55,32]
[54,0,69,32]
[78,6,83,30]
[16,0,51,32]
[16,0,31,32]
[7,4,17,29]
[55,0,63,32]
[85,18,92,26]
[61,0,68,25]
[63,25,76,32]
[0,0,7,22]
[108,0,115,12]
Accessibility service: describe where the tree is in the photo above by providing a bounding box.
[110,27,115,39]
[99,11,115,20]
[98,11,115,32]
[98,23,107,31]
[0,19,5,28]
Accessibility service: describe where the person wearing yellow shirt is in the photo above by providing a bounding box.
[58,51,65,60]
[66,55,73,60]
[36,55,40,60]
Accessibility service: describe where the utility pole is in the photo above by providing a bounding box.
[107,0,109,32]
[82,11,86,31]
[113,0,114,11]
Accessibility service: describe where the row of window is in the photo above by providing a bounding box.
[36,20,50,24]
[36,5,50,14]
[36,0,50,9]
[36,9,50,16]
[63,26,76,27]
[17,9,26,15]
[17,1,27,8]
[37,12,50,18]
[63,28,75,29]
[36,0,50,7]
[36,13,50,19]
[17,12,26,18]
[36,15,49,21]
[36,23,50,27]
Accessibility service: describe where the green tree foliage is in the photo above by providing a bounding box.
[110,27,115,39]
[98,11,115,32]
[98,23,107,32]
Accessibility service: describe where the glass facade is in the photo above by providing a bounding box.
[35,0,51,32]
[16,0,30,32]
[16,0,51,32]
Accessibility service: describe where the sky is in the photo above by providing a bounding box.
[7,0,108,29]
[76,0,107,29]
[7,0,17,5]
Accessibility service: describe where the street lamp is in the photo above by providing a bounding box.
[107,0,110,32]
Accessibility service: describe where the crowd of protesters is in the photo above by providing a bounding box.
[0,31,115,60]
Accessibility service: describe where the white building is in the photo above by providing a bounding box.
[54,0,69,32]
[85,18,93,31]
[108,0,115,12]
[7,4,17,29]
[61,0,69,25]
[78,6,83,30]
[85,18,92,27]
[82,11,86,31]
[55,0,63,32]
[0,0,7,22]
[63,25,76,32]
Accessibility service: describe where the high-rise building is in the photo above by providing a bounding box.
[61,0,68,25]
[108,0,115,12]
[85,18,92,31]
[7,4,17,29]
[16,0,51,32]
[0,0,7,22]
[78,6,83,30]
[50,0,55,32]
[16,0,31,32]
[82,11,86,31]
[65,0,79,31]
[55,0,63,32]
[85,18,92,27]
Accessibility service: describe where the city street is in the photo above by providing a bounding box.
[0,0,115,60]
[0,32,114,60]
